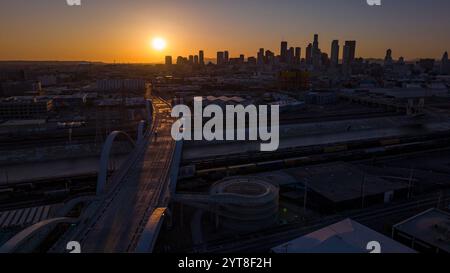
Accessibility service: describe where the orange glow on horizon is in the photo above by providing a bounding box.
[0,1,448,64]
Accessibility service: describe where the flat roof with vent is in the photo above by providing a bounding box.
[285,162,407,203]
[393,208,450,253]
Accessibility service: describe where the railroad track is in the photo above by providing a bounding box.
[184,130,450,170]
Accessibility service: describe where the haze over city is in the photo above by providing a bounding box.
[1,0,449,63]
[1,0,450,260]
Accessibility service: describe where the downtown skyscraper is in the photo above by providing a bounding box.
[330,40,339,67]
[199,50,205,65]
[343,41,356,66]
[280,41,288,63]
[258,48,265,65]
[306,43,312,64]
[312,34,322,68]
[295,47,301,64]
[217,51,224,65]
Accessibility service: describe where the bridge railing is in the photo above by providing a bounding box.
[101,99,158,198]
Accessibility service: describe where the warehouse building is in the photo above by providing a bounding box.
[393,208,450,253]
[272,218,415,253]
[267,162,409,212]
[0,97,53,120]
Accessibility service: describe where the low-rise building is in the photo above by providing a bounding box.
[393,208,450,253]
[284,162,408,212]
[0,81,41,97]
[272,218,415,253]
[0,97,53,120]
[305,91,337,105]
[95,79,146,92]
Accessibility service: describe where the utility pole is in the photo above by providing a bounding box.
[361,175,366,209]
[4,170,8,186]
[303,177,308,215]
[408,167,414,199]
[437,190,443,209]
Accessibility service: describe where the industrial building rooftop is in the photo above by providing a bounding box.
[393,208,450,253]
[272,218,415,253]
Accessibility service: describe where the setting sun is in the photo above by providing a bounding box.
[152,37,167,51]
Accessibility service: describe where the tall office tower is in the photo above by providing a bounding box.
[312,34,322,67]
[443,51,449,63]
[239,54,245,64]
[287,47,295,64]
[247,57,257,65]
[343,41,356,66]
[306,43,312,64]
[321,53,330,67]
[265,50,275,65]
[194,55,199,65]
[281,41,288,63]
[188,55,194,64]
[330,40,339,67]
[442,52,449,74]
[224,51,229,64]
[217,51,224,65]
[176,56,184,65]
[384,49,393,66]
[199,50,205,65]
[313,34,319,52]
[295,47,301,64]
[165,56,172,65]
[257,48,265,65]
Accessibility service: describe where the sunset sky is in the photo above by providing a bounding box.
[0,0,449,63]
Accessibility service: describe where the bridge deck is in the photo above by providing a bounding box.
[77,98,175,252]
